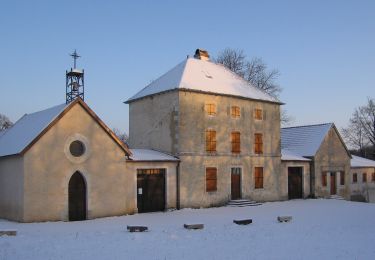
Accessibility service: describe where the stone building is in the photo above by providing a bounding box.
[281,123,352,199]
[126,50,284,207]
[350,155,375,202]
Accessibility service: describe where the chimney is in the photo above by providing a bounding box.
[194,49,210,61]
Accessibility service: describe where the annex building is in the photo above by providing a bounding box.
[0,49,373,222]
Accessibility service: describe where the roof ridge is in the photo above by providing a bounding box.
[282,122,333,130]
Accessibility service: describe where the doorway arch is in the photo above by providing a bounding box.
[68,171,87,221]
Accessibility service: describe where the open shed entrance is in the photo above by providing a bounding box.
[68,171,87,221]
[288,167,303,199]
[137,169,166,213]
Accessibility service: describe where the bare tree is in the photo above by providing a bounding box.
[215,48,246,77]
[342,98,375,158]
[0,113,13,131]
[341,110,369,155]
[112,128,128,144]
[215,48,290,125]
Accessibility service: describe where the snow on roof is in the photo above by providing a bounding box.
[0,103,68,157]
[351,155,375,168]
[126,58,281,104]
[129,149,179,162]
[281,123,333,157]
[281,149,311,161]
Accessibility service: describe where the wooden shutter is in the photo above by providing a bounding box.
[254,167,264,189]
[206,167,217,192]
[340,171,345,185]
[322,172,327,186]
[353,173,357,183]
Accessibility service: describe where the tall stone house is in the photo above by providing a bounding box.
[126,50,283,208]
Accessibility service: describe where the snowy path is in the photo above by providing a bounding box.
[1,199,375,260]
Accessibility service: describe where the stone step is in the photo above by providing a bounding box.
[227,199,262,207]
[329,195,345,200]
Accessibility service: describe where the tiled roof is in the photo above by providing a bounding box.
[281,123,333,157]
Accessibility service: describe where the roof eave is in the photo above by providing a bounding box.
[125,88,284,105]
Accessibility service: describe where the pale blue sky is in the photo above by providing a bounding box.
[0,0,374,133]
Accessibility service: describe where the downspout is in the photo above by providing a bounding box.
[176,161,180,210]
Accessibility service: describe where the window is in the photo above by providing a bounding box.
[137,169,165,175]
[254,133,263,154]
[69,140,85,157]
[353,173,357,183]
[372,172,375,182]
[231,106,240,118]
[205,103,216,116]
[206,167,217,192]
[205,130,216,152]
[254,167,264,189]
[231,132,241,154]
[322,172,327,187]
[254,108,263,120]
[340,171,345,185]
[231,167,241,175]
[363,173,367,183]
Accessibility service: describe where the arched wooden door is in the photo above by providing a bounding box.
[69,172,87,221]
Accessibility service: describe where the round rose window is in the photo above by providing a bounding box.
[69,140,85,157]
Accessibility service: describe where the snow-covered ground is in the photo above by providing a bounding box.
[1,199,374,260]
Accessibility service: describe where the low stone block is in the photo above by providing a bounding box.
[277,216,292,223]
[233,219,253,225]
[127,226,148,232]
[0,230,17,236]
[184,224,204,230]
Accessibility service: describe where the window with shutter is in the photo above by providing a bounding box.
[206,167,217,192]
[254,133,263,154]
[254,108,263,120]
[254,167,263,189]
[231,132,241,154]
[322,172,327,186]
[353,173,357,183]
[363,173,367,183]
[231,106,240,118]
[205,130,216,152]
[340,171,345,185]
[372,172,375,182]
[205,103,216,116]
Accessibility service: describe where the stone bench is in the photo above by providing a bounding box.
[233,219,253,225]
[277,216,292,223]
[184,224,204,230]
[0,230,17,236]
[127,226,148,232]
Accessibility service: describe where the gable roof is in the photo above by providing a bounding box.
[351,155,375,168]
[125,58,282,104]
[281,123,351,158]
[0,98,131,157]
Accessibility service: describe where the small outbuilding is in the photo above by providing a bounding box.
[350,155,375,202]
[0,98,135,222]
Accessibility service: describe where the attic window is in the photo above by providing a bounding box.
[70,140,85,157]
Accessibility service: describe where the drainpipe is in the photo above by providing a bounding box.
[176,161,180,210]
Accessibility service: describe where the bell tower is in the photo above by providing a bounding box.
[66,50,84,104]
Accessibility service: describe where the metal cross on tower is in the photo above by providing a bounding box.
[70,50,81,69]
[66,50,84,104]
